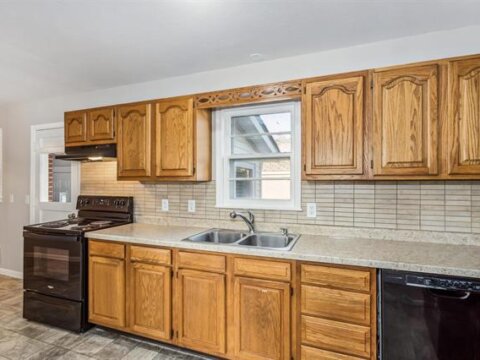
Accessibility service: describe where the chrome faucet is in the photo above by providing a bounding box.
[229,211,255,234]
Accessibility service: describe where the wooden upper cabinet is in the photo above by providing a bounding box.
[373,64,439,176]
[88,255,126,329]
[116,103,152,179]
[304,75,365,177]
[234,277,291,360]
[65,111,87,145]
[87,107,116,143]
[177,269,226,355]
[129,262,171,341]
[155,98,194,177]
[448,56,480,175]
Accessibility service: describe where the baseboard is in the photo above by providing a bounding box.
[0,267,23,279]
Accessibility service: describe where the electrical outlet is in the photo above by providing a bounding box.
[188,200,196,213]
[9,194,14,203]
[161,199,169,212]
[306,203,317,218]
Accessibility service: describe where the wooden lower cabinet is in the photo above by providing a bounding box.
[299,263,376,360]
[88,241,377,360]
[176,269,226,355]
[88,255,126,328]
[128,262,171,340]
[234,277,291,360]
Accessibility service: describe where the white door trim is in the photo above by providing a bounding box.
[30,122,80,223]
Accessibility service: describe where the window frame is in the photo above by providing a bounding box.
[215,101,301,211]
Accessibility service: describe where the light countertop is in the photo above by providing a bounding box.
[87,223,480,278]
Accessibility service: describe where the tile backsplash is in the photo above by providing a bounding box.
[81,162,480,235]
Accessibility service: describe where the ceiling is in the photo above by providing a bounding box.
[1,0,480,105]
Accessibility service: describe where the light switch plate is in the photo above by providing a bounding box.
[25,195,30,205]
[161,199,169,212]
[9,194,14,203]
[306,203,317,218]
[188,200,196,213]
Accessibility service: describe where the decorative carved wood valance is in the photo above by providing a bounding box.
[194,80,303,109]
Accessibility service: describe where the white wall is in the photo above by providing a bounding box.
[1,25,480,274]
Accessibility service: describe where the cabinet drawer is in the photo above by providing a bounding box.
[301,315,371,358]
[301,285,371,325]
[177,251,226,273]
[301,264,370,292]
[130,246,171,265]
[301,346,364,360]
[233,257,291,281]
[89,240,125,260]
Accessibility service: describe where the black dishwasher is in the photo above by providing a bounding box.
[380,270,480,360]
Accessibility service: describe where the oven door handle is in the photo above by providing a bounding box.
[24,231,81,242]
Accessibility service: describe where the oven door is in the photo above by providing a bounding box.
[24,231,85,301]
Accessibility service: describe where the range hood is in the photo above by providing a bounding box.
[56,144,117,162]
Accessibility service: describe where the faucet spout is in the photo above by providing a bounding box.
[230,211,255,234]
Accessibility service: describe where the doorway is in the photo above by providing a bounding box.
[30,123,80,223]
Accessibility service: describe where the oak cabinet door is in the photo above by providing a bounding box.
[304,75,365,176]
[448,56,480,174]
[234,277,291,360]
[177,269,226,355]
[88,256,125,328]
[87,107,116,143]
[65,111,87,145]
[116,103,152,178]
[155,98,194,177]
[373,64,438,176]
[129,262,171,340]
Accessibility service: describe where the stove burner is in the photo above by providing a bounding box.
[90,221,112,226]
[39,221,69,228]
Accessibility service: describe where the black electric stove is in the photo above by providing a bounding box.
[23,195,133,332]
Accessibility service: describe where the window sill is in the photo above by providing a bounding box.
[216,203,302,212]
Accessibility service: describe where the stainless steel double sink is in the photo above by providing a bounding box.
[182,228,300,251]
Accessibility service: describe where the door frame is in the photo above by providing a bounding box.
[30,122,80,223]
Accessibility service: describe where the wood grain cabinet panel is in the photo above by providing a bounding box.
[129,262,171,341]
[88,255,125,328]
[373,64,439,176]
[130,246,171,265]
[448,56,480,175]
[117,103,153,178]
[65,111,87,145]
[301,316,370,359]
[87,107,116,143]
[233,258,291,282]
[89,240,125,259]
[301,285,371,326]
[301,346,364,360]
[304,75,365,176]
[301,264,370,293]
[177,251,226,273]
[234,277,291,360]
[155,98,194,177]
[177,269,226,355]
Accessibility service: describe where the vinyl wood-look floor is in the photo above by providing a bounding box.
[0,275,215,360]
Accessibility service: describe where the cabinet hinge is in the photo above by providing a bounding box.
[370,79,374,89]
[171,329,174,338]
[303,164,306,171]
[193,167,196,175]
[370,160,374,169]
[176,330,179,338]
[290,287,294,296]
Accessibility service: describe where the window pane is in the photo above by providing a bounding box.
[229,158,290,179]
[230,180,291,200]
[231,112,291,136]
[40,154,72,203]
[231,134,291,155]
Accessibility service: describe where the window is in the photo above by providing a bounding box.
[215,101,301,210]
